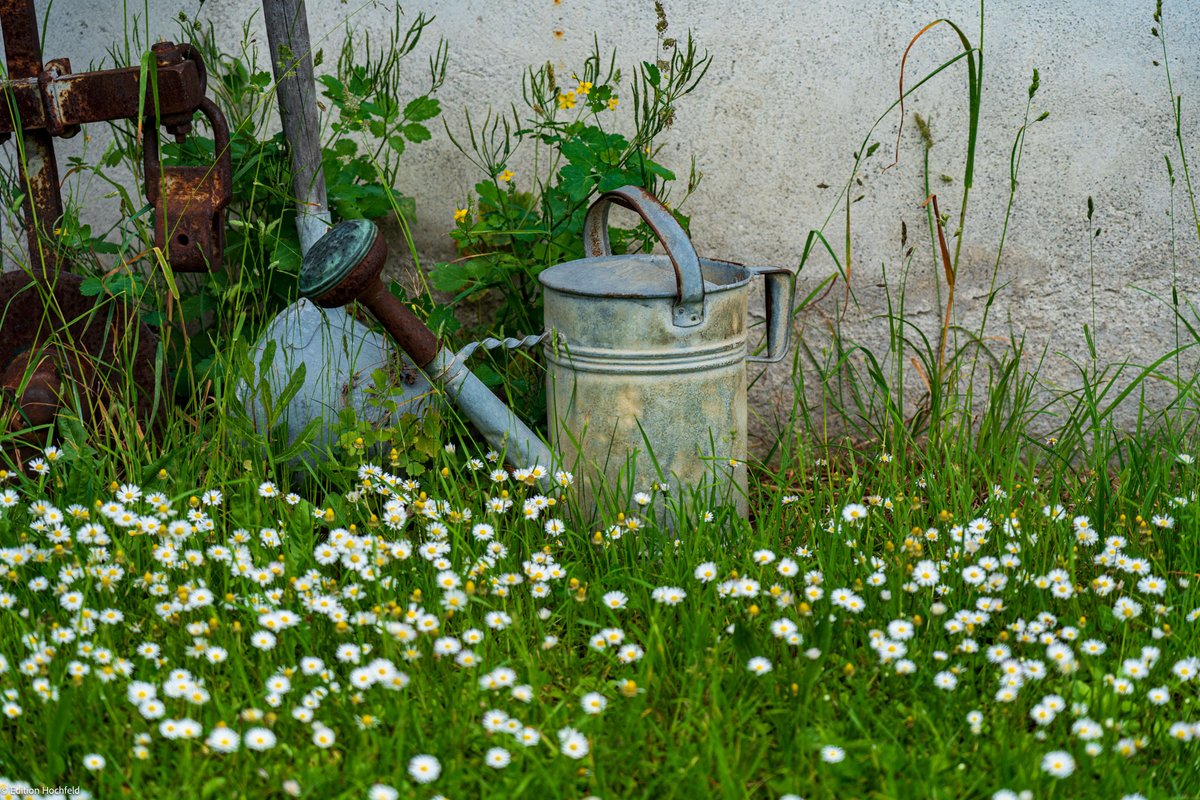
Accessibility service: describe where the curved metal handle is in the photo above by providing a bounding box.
[142,96,232,193]
[583,185,705,328]
[746,265,796,364]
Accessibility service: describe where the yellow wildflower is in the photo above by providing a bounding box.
[558,91,577,110]
[498,169,514,183]
[453,208,468,223]
[607,96,619,111]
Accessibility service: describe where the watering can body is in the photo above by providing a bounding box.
[539,187,794,522]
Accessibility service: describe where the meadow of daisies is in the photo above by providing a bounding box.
[0,403,1198,800]
[2,5,1200,797]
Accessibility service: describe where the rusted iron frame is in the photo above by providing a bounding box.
[0,0,219,451]
[0,56,206,136]
[0,0,210,277]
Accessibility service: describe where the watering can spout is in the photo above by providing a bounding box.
[297,219,555,482]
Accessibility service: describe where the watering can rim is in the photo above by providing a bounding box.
[538,253,757,300]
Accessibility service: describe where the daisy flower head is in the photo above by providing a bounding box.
[251,631,277,650]
[821,745,846,763]
[312,725,336,748]
[651,586,687,605]
[841,503,868,524]
[602,590,628,610]
[485,747,511,768]
[408,754,441,784]
[557,727,589,759]
[581,692,607,714]
[1113,596,1143,621]
[1041,750,1075,778]
[747,656,773,675]
[243,727,277,751]
[206,726,240,753]
[934,671,958,691]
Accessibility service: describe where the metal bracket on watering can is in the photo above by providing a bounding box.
[583,185,707,328]
[434,332,557,383]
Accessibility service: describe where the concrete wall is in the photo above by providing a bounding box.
[8,1,1200,445]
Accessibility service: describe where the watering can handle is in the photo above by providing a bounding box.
[584,185,705,328]
[746,265,796,364]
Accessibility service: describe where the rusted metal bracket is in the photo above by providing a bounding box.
[0,54,205,136]
[0,0,230,276]
[143,97,232,273]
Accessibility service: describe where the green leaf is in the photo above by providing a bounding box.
[330,138,357,159]
[559,164,595,202]
[404,123,432,143]
[317,74,345,101]
[426,304,462,335]
[201,777,227,798]
[597,171,629,193]
[647,161,676,181]
[140,309,167,327]
[429,261,474,293]
[642,61,661,87]
[78,276,104,297]
[730,621,755,661]
[403,96,441,122]
[46,686,74,778]
[387,135,407,156]
[276,416,324,463]
[474,363,503,388]
[476,180,503,206]
[273,362,308,420]
[560,138,593,165]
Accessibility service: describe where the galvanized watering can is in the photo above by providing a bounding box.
[540,186,795,521]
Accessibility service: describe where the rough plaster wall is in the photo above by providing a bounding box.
[7,1,1200,449]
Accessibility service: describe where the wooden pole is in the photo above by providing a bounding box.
[262,0,330,256]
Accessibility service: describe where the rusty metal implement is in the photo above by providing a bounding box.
[540,186,795,522]
[299,220,553,473]
[0,0,231,277]
[0,0,228,454]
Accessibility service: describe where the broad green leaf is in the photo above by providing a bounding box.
[404,123,432,143]
[642,61,661,87]
[403,96,441,122]
[78,276,104,297]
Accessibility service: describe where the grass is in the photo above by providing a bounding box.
[1,2,1200,799]
[0,383,1199,800]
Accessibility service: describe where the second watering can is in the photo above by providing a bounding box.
[539,186,795,523]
